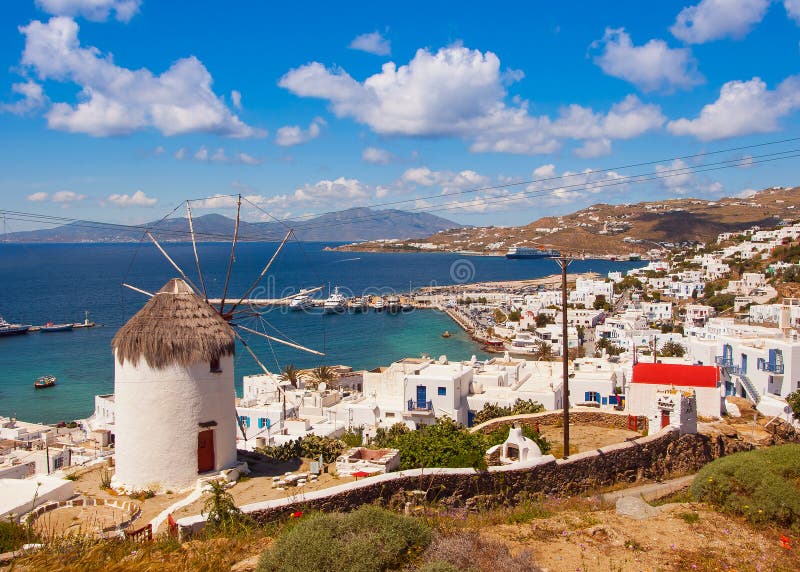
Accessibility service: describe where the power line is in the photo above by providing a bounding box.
[2,138,800,240]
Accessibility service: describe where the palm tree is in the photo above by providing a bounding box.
[309,365,337,390]
[278,363,301,388]
[532,340,553,361]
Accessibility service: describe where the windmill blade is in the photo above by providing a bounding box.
[232,328,273,375]
[145,231,202,295]
[218,194,242,313]
[186,201,208,301]
[122,283,154,297]
[272,285,325,304]
[234,411,248,441]
[235,324,325,356]
[228,229,292,313]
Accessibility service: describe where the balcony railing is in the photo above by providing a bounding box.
[757,362,784,374]
[407,399,433,412]
[715,356,741,375]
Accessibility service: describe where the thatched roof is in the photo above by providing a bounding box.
[112,278,235,369]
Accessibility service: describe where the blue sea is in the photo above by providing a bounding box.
[0,242,644,423]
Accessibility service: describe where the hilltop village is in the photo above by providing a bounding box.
[2,217,800,568]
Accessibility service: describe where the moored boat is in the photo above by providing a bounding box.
[323,287,347,314]
[505,246,560,259]
[386,295,402,313]
[40,322,74,333]
[0,317,32,337]
[373,297,385,312]
[289,295,314,311]
[34,375,56,389]
[349,297,369,313]
[442,331,452,338]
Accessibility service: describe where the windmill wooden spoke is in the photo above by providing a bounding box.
[186,201,208,301]
[228,230,292,313]
[235,324,325,356]
[232,328,272,375]
[145,231,202,295]
[218,194,242,313]
[122,283,154,297]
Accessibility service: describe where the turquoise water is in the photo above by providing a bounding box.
[0,242,644,423]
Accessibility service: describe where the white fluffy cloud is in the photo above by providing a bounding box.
[349,31,391,56]
[275,117,325,146]
[18,17,261,138]
[231,90,242,110]
[786,0,800,22]
[27,191,49,202]
[401,167,491,193]
[107,190,157,207]
[1,81,47,115]
[27,190,86,203]
[279,45,664,155]
[655,158,723,196]
[593,28,702,92]
[35,0,141,22]
[670,0,770,43]
[667,76,800,140]
[362,146,393,164]
[173,146,263,165]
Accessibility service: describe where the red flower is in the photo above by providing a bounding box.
[780,535,791,550]
[290,511,303,519]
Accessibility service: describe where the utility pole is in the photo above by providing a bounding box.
[554,254,574,459]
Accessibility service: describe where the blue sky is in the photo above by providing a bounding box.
[2,0,800,230]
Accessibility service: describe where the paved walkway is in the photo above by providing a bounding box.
[597,474,695,504]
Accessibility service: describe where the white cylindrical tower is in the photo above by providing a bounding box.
[111,278,237,492]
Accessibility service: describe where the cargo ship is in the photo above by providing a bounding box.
[505,247,560,259]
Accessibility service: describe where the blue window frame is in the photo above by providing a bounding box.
[239,415,250,428]
[257,417,271,429]
[437,387,447,396]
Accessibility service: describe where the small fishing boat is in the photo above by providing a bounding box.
[40,322,74,333]
[386,295,402,314]
[442,331,452,338]
[373,297,385,312]
[34,375,56,389]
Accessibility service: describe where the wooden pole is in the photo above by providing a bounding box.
[556,255,572,459]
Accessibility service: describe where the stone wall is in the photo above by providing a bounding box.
[241,429,748,526]
[471,409,647,434]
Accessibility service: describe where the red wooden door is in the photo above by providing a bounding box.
[660,412,670,429]
[197,430,215,473]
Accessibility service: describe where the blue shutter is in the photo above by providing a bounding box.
[584,391,590,401]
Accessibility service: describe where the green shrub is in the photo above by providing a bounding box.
[0,519,36,553]
[257,506,432,572]
[372,417,489,470]
[691,444,800,531]
[341,427,364,448]
[255,434,346,463]
[202,480,253,535]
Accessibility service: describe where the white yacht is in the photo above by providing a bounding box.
[323,287,347,314]
[289,295,313,311]
[373,297,385,312]
[349,297,369,313]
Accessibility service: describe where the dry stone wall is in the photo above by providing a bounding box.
[243,429,748,526]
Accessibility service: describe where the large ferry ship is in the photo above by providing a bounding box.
[505,247,560,259]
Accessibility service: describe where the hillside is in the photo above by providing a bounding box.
[337,186,800,256]
[2,208,461,243]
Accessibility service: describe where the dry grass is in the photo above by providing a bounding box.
[112,278,235,369]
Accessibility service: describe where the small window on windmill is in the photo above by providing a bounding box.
[210,357,222,373]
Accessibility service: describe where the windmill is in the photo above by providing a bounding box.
[121,194,325,441]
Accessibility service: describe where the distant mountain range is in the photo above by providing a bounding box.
[337,186,800,256]
[1,207,462,243]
